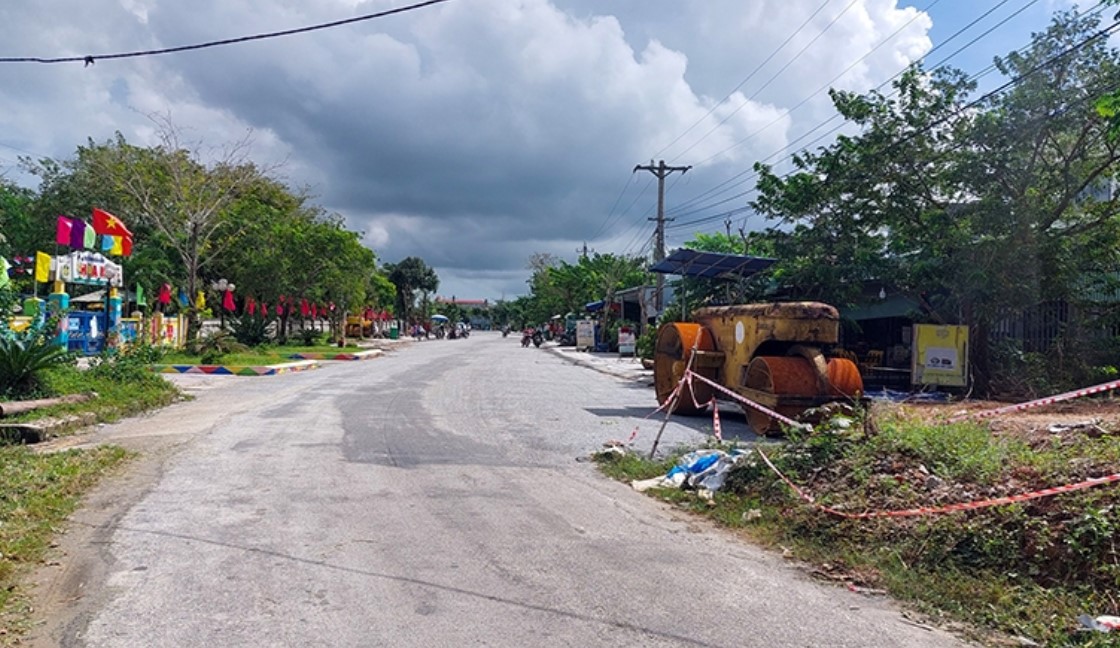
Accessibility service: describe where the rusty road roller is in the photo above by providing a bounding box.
[654,302,863,433]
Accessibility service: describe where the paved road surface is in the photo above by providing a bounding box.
[29,332,971,647]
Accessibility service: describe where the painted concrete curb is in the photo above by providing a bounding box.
[287,349,382,361]
[150,359,321,376]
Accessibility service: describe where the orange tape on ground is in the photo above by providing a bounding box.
[755,447,1120,519]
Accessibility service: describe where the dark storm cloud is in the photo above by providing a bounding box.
[1,0,932,298]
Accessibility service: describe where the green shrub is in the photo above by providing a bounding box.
[0,336,73,398]
[228,313,273,347]
[188,330,249,364]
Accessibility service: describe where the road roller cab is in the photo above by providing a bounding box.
[654,302,863,434]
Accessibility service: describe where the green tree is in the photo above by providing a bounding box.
[385,257,439,324]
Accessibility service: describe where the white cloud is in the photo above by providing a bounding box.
[0,0,937,299]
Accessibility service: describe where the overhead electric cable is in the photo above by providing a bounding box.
[665,0,1072,220]
[665,0,865,163]
[0,0,454,64]
[650,0,835,160]
[664,16,1120,234]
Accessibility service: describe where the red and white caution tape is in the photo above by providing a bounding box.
[947,377,1120,423]
[687,371,809,430]
[711,399,722,441]
[755,447,1120,519]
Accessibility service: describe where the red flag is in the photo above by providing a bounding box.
[157,283,172,305]
[247,297,257,316]
[261,303,268,317]
[277,303,284,316]
[121,235,133,257]
[311,304,319,319]
[56,216,73,245]
[223,290,235,312]
[92,208,132,237]
[300,299,310,317]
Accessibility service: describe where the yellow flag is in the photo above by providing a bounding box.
[34,251,52,283]
[109,235,124,255]
[196,290,206,310]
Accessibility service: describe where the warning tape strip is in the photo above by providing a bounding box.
[755,447,1120,519]
[686,371,809,430]
[947,377,1120,423]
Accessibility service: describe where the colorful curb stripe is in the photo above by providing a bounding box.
[287,350,381,361]
[150,360,320,376]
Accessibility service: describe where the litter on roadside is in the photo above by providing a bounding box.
[630,449,750,494]
[1079,614,1120,633]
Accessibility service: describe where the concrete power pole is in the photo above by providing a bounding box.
[634,159,690,314]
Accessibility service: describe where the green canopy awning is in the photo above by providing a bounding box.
[840,295,921,321]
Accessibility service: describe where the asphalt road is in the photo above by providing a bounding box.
[30,332,971,647]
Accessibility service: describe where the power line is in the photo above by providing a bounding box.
[666,0,865,164]
[0,0,455,65]
[650,0,835,161]
[665,16,1120,235]
[664,0,1069,222]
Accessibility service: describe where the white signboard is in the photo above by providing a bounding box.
[576,319,596,350]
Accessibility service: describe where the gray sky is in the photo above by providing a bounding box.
[0,0,1075,300]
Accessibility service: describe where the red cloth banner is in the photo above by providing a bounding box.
[222,290,235,312]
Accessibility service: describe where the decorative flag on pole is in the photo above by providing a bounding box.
[157,283,172,306]
[100,235,114,252]
[136,284,146,307]
[83,222,96,249]
[177,289,189,307]
[121,235,133,256]
[300,298,310,317]
[34,251,51,283]
[261,303,269,317]
[92,208,132,237]
[223,290,235,312]
[55,216,73,245]
[196,290,206,311]
[109,236,124,256]
[69,219,86,249]
[247,297,257,315]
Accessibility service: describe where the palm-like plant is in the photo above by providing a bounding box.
[0,336,71,396]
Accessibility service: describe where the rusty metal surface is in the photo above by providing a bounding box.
[693,301,839,321]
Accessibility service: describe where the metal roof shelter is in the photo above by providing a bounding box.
[648,248,776,280]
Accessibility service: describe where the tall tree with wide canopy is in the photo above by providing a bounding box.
[385,257,439,324]
[750,9,1120,392]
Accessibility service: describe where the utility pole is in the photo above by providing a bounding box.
[634,159,690,314]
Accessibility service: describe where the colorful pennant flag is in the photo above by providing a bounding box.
[109,235,124,256]
[92,208,132,237]
[247,297,257,316]
[300,299,310,317]
[261,303,269,317]
[56,216,73,245]
[121,235,133,256]
[196,290,206,311]
[158,283,172,306]
[223,290,235,312]
[68,219,86,249]
[84,222,96,249]
[136,284,146,307]
[100,235,113,252]
[34,251,51,283]
[178,289,189,307]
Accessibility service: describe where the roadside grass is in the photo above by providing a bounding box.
[2,361,180,428]
[596,405,1120,647]
[0,445,131,643]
